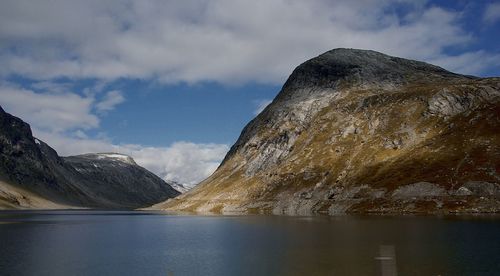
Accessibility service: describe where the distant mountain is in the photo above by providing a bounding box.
[157,48,500,214]
[0,106,179,209]
[169,181,191,193]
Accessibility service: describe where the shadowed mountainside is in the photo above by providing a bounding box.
[0,106,179,209]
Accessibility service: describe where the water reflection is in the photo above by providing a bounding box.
[376,245,397,276]
[0,211,499,275]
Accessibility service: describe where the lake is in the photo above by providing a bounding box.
[0,211,499,275]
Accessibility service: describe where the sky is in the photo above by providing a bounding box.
[0,0,499,186]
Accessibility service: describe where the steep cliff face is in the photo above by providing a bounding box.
[0,105,86,208]
[0,106,179,209]
[159,49,500,214]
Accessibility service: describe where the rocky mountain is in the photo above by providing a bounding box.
[157,48,500,214]
[0,106,179,209]
[169,181,191,193]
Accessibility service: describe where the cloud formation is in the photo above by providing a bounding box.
[0,83,127,133]
[0,0,498,85]
[33,129,229,186]
[96,90,125,113]
[429,51,500,76]
[0,83,98,132]
[120,142,229,186]
[483,2,500,24]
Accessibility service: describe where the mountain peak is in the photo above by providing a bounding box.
[73,153,137,165]
[283,48,472,90]
[160,49,500,215]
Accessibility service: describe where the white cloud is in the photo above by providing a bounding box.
[33,129,229,186]
[429,51,500,76]
[96,90,125,113]
[254,99,272,115]
[119,142,229,186]
[73,130,88,139]
[483,2,500,24]
[0,0,496,83]
[0,83,126,132]
[0,84,98,132]
[31,81,72,93]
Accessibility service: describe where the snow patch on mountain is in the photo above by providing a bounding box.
[94,153,137,165]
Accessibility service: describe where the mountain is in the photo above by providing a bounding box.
[156,48,500,214]
[169,181,191,193]
[0,106,179,209]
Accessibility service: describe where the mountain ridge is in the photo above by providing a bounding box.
[0,107,180,209]
[156,48,500,214]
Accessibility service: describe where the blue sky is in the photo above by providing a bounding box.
[99,81,279,146]
[0,0,499,185]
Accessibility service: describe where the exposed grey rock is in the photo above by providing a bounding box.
[328,201,355,214]
[427,87,500,118]
[282,48,472,92]
[463,181,500,199]
[454,186,473,196]
[245,130,299,176]
[392,182,447,199]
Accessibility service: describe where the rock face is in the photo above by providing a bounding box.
[158,48,500,214]
[0,106,179,209]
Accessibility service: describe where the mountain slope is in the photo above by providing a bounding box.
[157,48,500,214]
[0,106,179,209]
[63,153,180,208]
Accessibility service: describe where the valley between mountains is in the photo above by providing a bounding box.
[0,105,179,209]
[1,49,499,214]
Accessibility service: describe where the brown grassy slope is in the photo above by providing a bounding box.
[156,78,500,214]
[0,180,71,209]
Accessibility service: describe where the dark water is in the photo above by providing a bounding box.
[0,211,499,276]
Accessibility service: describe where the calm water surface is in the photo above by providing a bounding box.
[0,211,499,275]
